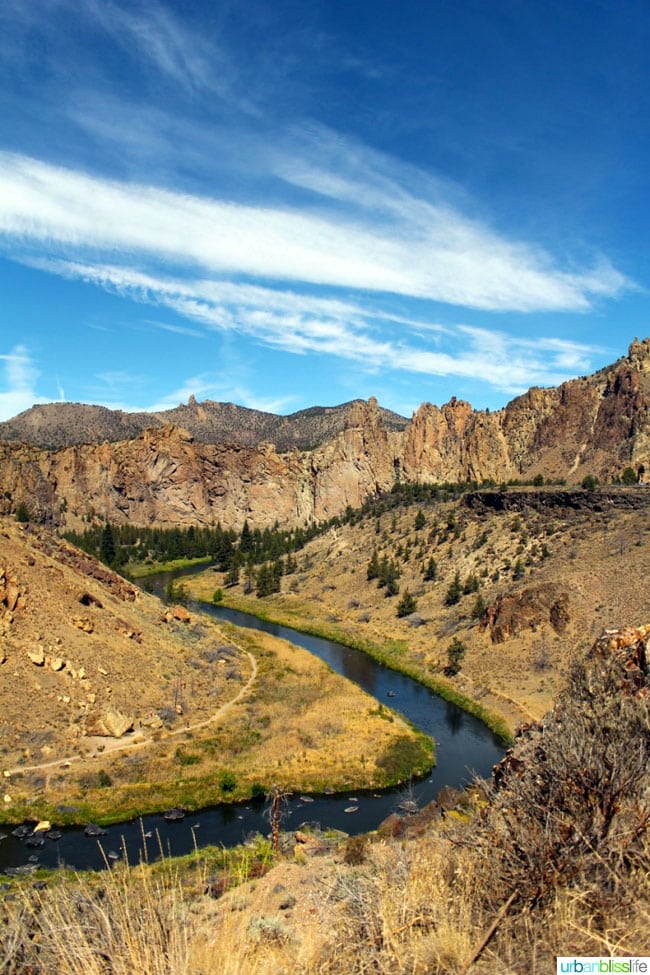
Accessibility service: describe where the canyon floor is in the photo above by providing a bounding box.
[0,518,429,824]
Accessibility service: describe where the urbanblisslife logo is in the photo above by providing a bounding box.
[557,960,649,973]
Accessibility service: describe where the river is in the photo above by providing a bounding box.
[0,573,505,874]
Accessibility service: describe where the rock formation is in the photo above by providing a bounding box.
[1,340,650,531]
[482,584,570,644]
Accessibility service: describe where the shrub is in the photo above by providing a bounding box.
[212,588,224,603]
[219,770,237,793]
[344,834,368,865]
[175,747,200,766]
[482,653,650,909]
[512,558,525,580]
[14,501,30,523]
[463,572,479,594]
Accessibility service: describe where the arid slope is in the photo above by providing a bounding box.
[191,487,650,732]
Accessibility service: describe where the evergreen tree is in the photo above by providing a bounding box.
[414,509,426,531]
[445,637,466,676]
[424,556,437,582]
[470,593,487,620]
[256,564,271,597]
[239,520,253,554]
[243,559,255,595]
[396,589,417,617]
[100,522,116,566]
[444,570,462,606]
[225,557,240,588]
[463,572,479,594]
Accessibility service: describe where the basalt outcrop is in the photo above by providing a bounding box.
[482,584,570,644]
[1,340,650,531]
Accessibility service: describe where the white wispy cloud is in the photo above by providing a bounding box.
[28,259,601,397]
[0,346,48,421]
[0,150,631,313]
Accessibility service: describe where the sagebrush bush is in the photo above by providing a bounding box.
[477,654,650,911]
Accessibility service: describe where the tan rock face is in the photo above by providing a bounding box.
[172,605,191,623]
[2,342,650,531]
[482,584,570,644]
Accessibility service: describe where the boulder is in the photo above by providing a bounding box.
[85,707,133,738]
[28,646,45,666]
[173,605,191,623]
[141,711,163,730]
[72,617,94,633]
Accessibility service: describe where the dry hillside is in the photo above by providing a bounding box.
[191,486,650,732]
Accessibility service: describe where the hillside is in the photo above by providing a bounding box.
[0,517,429,823]
[188,485,650,731]
[1,338,650,532]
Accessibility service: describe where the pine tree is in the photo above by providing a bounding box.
[445,637,466,676]
[470,593,487,620]
[396,589,417,617]
[444,570,462,606]
[239,520,253,554]
[463,572,479,594]
[100,522,116,566]
[424,556,437,581]
[367,548,380,581]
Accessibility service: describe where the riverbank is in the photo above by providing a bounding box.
[126,555,212,579]
[2,619,433,828]
[191,583,513,744]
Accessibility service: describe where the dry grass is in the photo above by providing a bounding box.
[12,623,431,823]
[3,649,646,975]
[3,809,646,975]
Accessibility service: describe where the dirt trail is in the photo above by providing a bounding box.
[6,650,257,777]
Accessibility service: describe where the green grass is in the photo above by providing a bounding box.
[127,556,212,579]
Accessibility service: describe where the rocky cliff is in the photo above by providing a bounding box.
[1,339,650,531]
[0,399,398,530]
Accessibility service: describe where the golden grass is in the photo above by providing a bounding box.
[7,622,432,824]
[3,812,646,975]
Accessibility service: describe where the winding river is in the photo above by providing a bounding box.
[0,577,505,874]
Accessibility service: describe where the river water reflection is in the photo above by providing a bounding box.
[0,583,505,873]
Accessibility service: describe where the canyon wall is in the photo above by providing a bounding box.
[1,340,650,531]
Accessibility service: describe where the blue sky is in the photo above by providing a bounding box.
[1,0,648,423]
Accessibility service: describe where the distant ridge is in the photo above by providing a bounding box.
[2,339,650,533]
[0,397,410,451]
